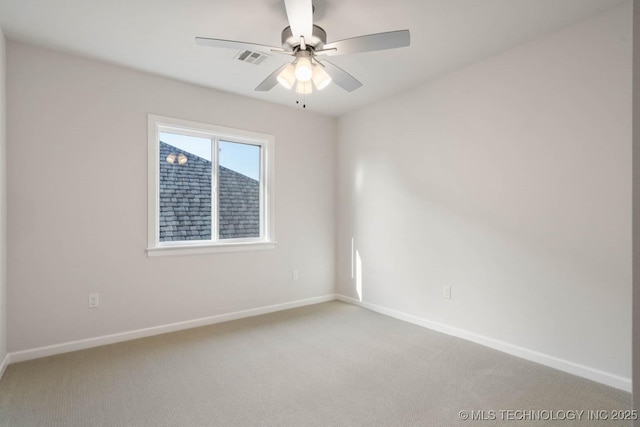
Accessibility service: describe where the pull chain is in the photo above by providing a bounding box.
[294,83,308,109]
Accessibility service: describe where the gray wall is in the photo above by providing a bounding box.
[0,25,6,372]
[6,42,336,352]
[337,2,632,389]
[634,0,640,418]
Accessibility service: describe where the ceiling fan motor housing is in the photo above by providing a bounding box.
[281,25,326,51]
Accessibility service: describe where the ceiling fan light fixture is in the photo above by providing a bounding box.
[197,0,412,103]
[277,63,296,89]
[312,64,332,90]
[296,80,312,95]
[294,57,313,82]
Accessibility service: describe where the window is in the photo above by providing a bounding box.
[147,115,275,256]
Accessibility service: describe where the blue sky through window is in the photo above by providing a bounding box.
[160,132,260,180]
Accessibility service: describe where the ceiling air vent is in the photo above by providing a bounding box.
[235,50,269,65]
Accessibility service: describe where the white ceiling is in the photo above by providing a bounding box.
[0,0,627,116]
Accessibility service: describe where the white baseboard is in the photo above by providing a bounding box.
[6,293,631,393]
[8,294,336,365]
[0,352,8,380]
[336,294,631,392]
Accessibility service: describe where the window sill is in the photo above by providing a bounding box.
[147,241,277,257]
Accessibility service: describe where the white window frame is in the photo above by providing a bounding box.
[147,114,276,256]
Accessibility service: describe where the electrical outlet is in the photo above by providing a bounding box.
[88,293,99,308]
[443,286,451,299]
[292,270,299,281]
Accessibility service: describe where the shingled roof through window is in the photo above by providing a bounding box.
[159,141,260,242]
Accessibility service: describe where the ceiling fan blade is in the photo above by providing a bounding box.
[255,63,290,91]
[196,37,283,54]
[323,30,410,56]
[320,60,363,92]
[284,0,313,42]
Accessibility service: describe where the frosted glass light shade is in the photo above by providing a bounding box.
[296,81,312,95]
[312,65,332,90]
[177,153,188,165]
[277,63,296,89]
[166,153,176,164]
[294,57,313,82]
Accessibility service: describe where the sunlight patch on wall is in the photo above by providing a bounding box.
[356,249,363,302]
[351,237,354,279]
[355,164,364,193]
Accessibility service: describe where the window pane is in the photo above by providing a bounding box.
[218,140,261,239]
[159,132,212,242]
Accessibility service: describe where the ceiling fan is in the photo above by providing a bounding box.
[195,0,410,100]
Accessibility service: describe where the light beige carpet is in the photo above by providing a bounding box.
[0,301,631,426]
